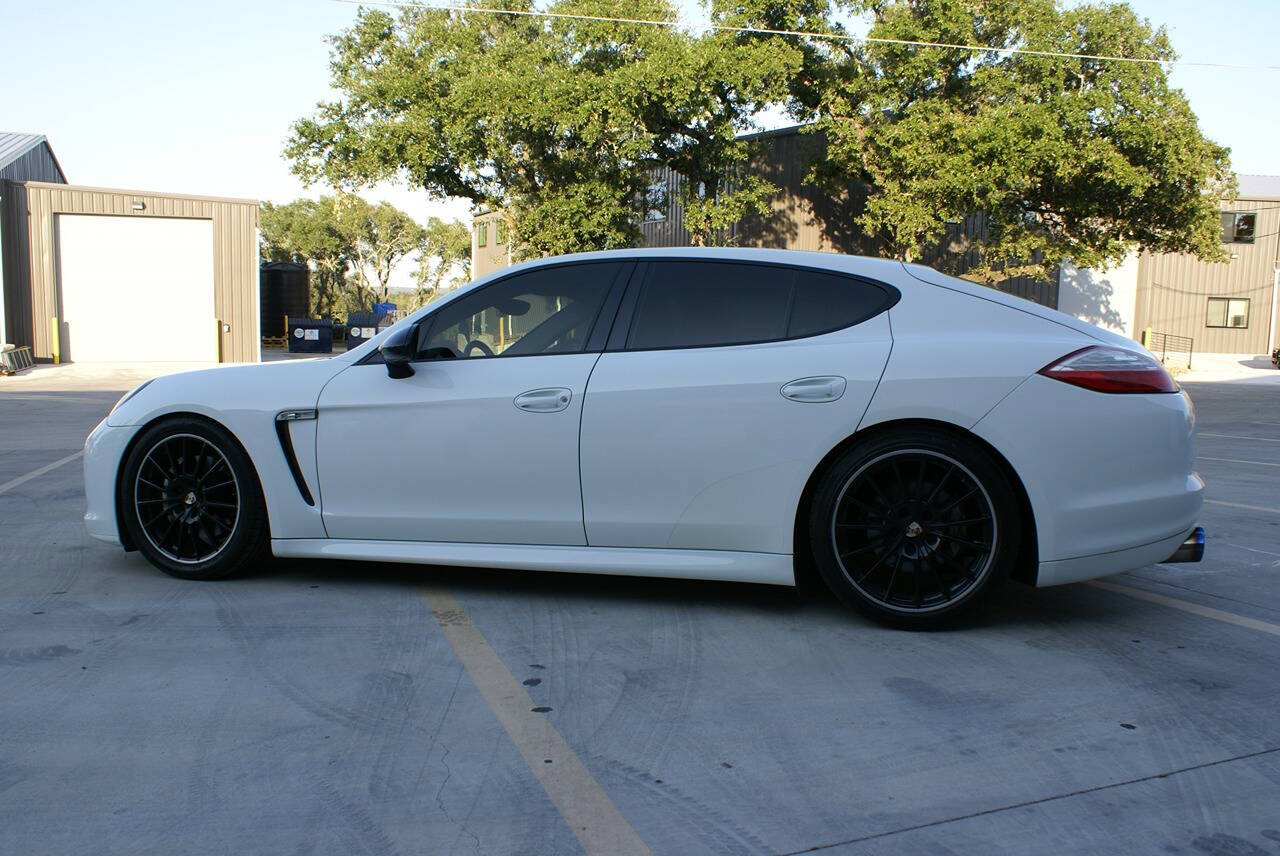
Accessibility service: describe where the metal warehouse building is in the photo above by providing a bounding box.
[1,132,260,363]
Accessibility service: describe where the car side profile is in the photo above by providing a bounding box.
[84,248,1204,625]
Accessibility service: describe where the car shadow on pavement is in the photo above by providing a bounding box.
[231,554,1124,633]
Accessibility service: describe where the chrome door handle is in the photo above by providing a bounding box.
[781,376,847,403]
[514,388,572,413]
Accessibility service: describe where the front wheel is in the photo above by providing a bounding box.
[808,428,1022,626]
[119,417,269,580]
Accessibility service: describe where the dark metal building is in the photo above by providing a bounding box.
[638,126,1058,309]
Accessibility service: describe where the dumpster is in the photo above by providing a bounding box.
[288,318,334,354]
[345,312,378,350]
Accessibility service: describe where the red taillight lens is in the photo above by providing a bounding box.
[1038,345,1178,394]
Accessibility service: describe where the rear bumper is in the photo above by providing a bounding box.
[973,375,1203,580]
[1035,524,1197,587]
[83,418,138,546]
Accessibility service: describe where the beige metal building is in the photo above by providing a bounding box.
[1,133,261,363]
[1132,176,1279,357]
[471,207,512,280]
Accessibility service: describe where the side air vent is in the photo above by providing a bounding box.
[274,411,316,506]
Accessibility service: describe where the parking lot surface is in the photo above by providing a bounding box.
[1,377,1278,855]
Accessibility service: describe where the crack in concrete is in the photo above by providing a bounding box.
[779,745,1280,855]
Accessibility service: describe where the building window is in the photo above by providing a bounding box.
[643,181,667,222]
[1206,297,1250,328]
[1220,212,1256,243]
[495,221,507,244]
[477,222,487,247]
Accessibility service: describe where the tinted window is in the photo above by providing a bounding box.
[418,262,621,358]
[625,261,891,350]
[627,262,792,349]
[787,270,895,338]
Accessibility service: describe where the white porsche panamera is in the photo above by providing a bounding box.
[84,248,1204,625]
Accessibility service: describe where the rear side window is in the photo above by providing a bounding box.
[625,261,893,350]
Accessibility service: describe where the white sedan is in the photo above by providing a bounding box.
[84,248,1204,625]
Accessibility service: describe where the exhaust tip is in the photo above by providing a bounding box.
[1163,527,1205,564]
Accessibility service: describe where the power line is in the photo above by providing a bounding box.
[332,0,1280,72]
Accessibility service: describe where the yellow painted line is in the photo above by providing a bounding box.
[1205,498,1280,515]
[1088,580,1280,639]
[1200,432,1280,443]
[0,451,83,495]
[1197,456,1280,468]
[423,586,652,856]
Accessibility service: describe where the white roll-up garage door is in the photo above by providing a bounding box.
[57,214,217,362]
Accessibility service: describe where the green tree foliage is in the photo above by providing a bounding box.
[286,0,803,254]
[260,197,353,318]
[338,196,425,310]
[412,218,472,308]
[260,194,444,316]
[752,0,1234,280]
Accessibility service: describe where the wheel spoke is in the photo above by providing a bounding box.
[882,552,904,602]
[933,486,979,518]
[927,515,990,528]
[839,535,891,559]
[934,531,991,552]
[854,535,904,584]
[924,464,955,506]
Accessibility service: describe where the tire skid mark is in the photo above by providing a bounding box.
[211,587,388,732]
[318,779,404,856]
[597,756,771,856]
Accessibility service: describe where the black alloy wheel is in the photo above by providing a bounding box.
[134,433,240,564]
[121,417,269,580]
[809,429,1021,625]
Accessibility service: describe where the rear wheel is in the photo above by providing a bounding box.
[808,428,1021,626]
[120,417,268,580]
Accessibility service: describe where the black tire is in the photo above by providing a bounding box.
[808,427,1021,627]
[119,417,269,580]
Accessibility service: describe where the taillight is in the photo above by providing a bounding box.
[1038,345,1178,394]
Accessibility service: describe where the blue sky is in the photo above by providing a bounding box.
[7,0,1279,233]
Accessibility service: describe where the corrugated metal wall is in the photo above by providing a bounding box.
[6,182,259,362]
[640,127,1058,308]
[0,141,65,184]
[1135,198,1279,355]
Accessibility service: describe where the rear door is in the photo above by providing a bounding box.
[579,260,895,555]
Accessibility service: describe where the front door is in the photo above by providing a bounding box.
[316,261,628,545]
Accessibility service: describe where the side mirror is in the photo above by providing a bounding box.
[379,325,417,379]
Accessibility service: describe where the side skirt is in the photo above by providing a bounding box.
[271,539,796,586]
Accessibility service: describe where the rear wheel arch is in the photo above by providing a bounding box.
[792,418,1038,591]
[114,411,270,552]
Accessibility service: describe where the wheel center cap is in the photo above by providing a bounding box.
[905,521,923,538]
[183,491,197,506]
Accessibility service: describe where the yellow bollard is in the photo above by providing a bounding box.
[50,317,60,364]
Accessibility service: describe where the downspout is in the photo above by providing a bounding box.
[1269,261,1279,355]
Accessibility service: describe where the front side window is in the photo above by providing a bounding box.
[625,261,894,350]
[1206,297,1250,328]
[1220,212,1256,244]
[418,262,622,358]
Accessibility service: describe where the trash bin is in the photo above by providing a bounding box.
[345,312,378,350]
[288,318,334,354]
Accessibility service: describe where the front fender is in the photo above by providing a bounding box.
[106,359,346,540]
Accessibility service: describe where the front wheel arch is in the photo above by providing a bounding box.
[792,418,1038,591]
[114,411,271,552]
